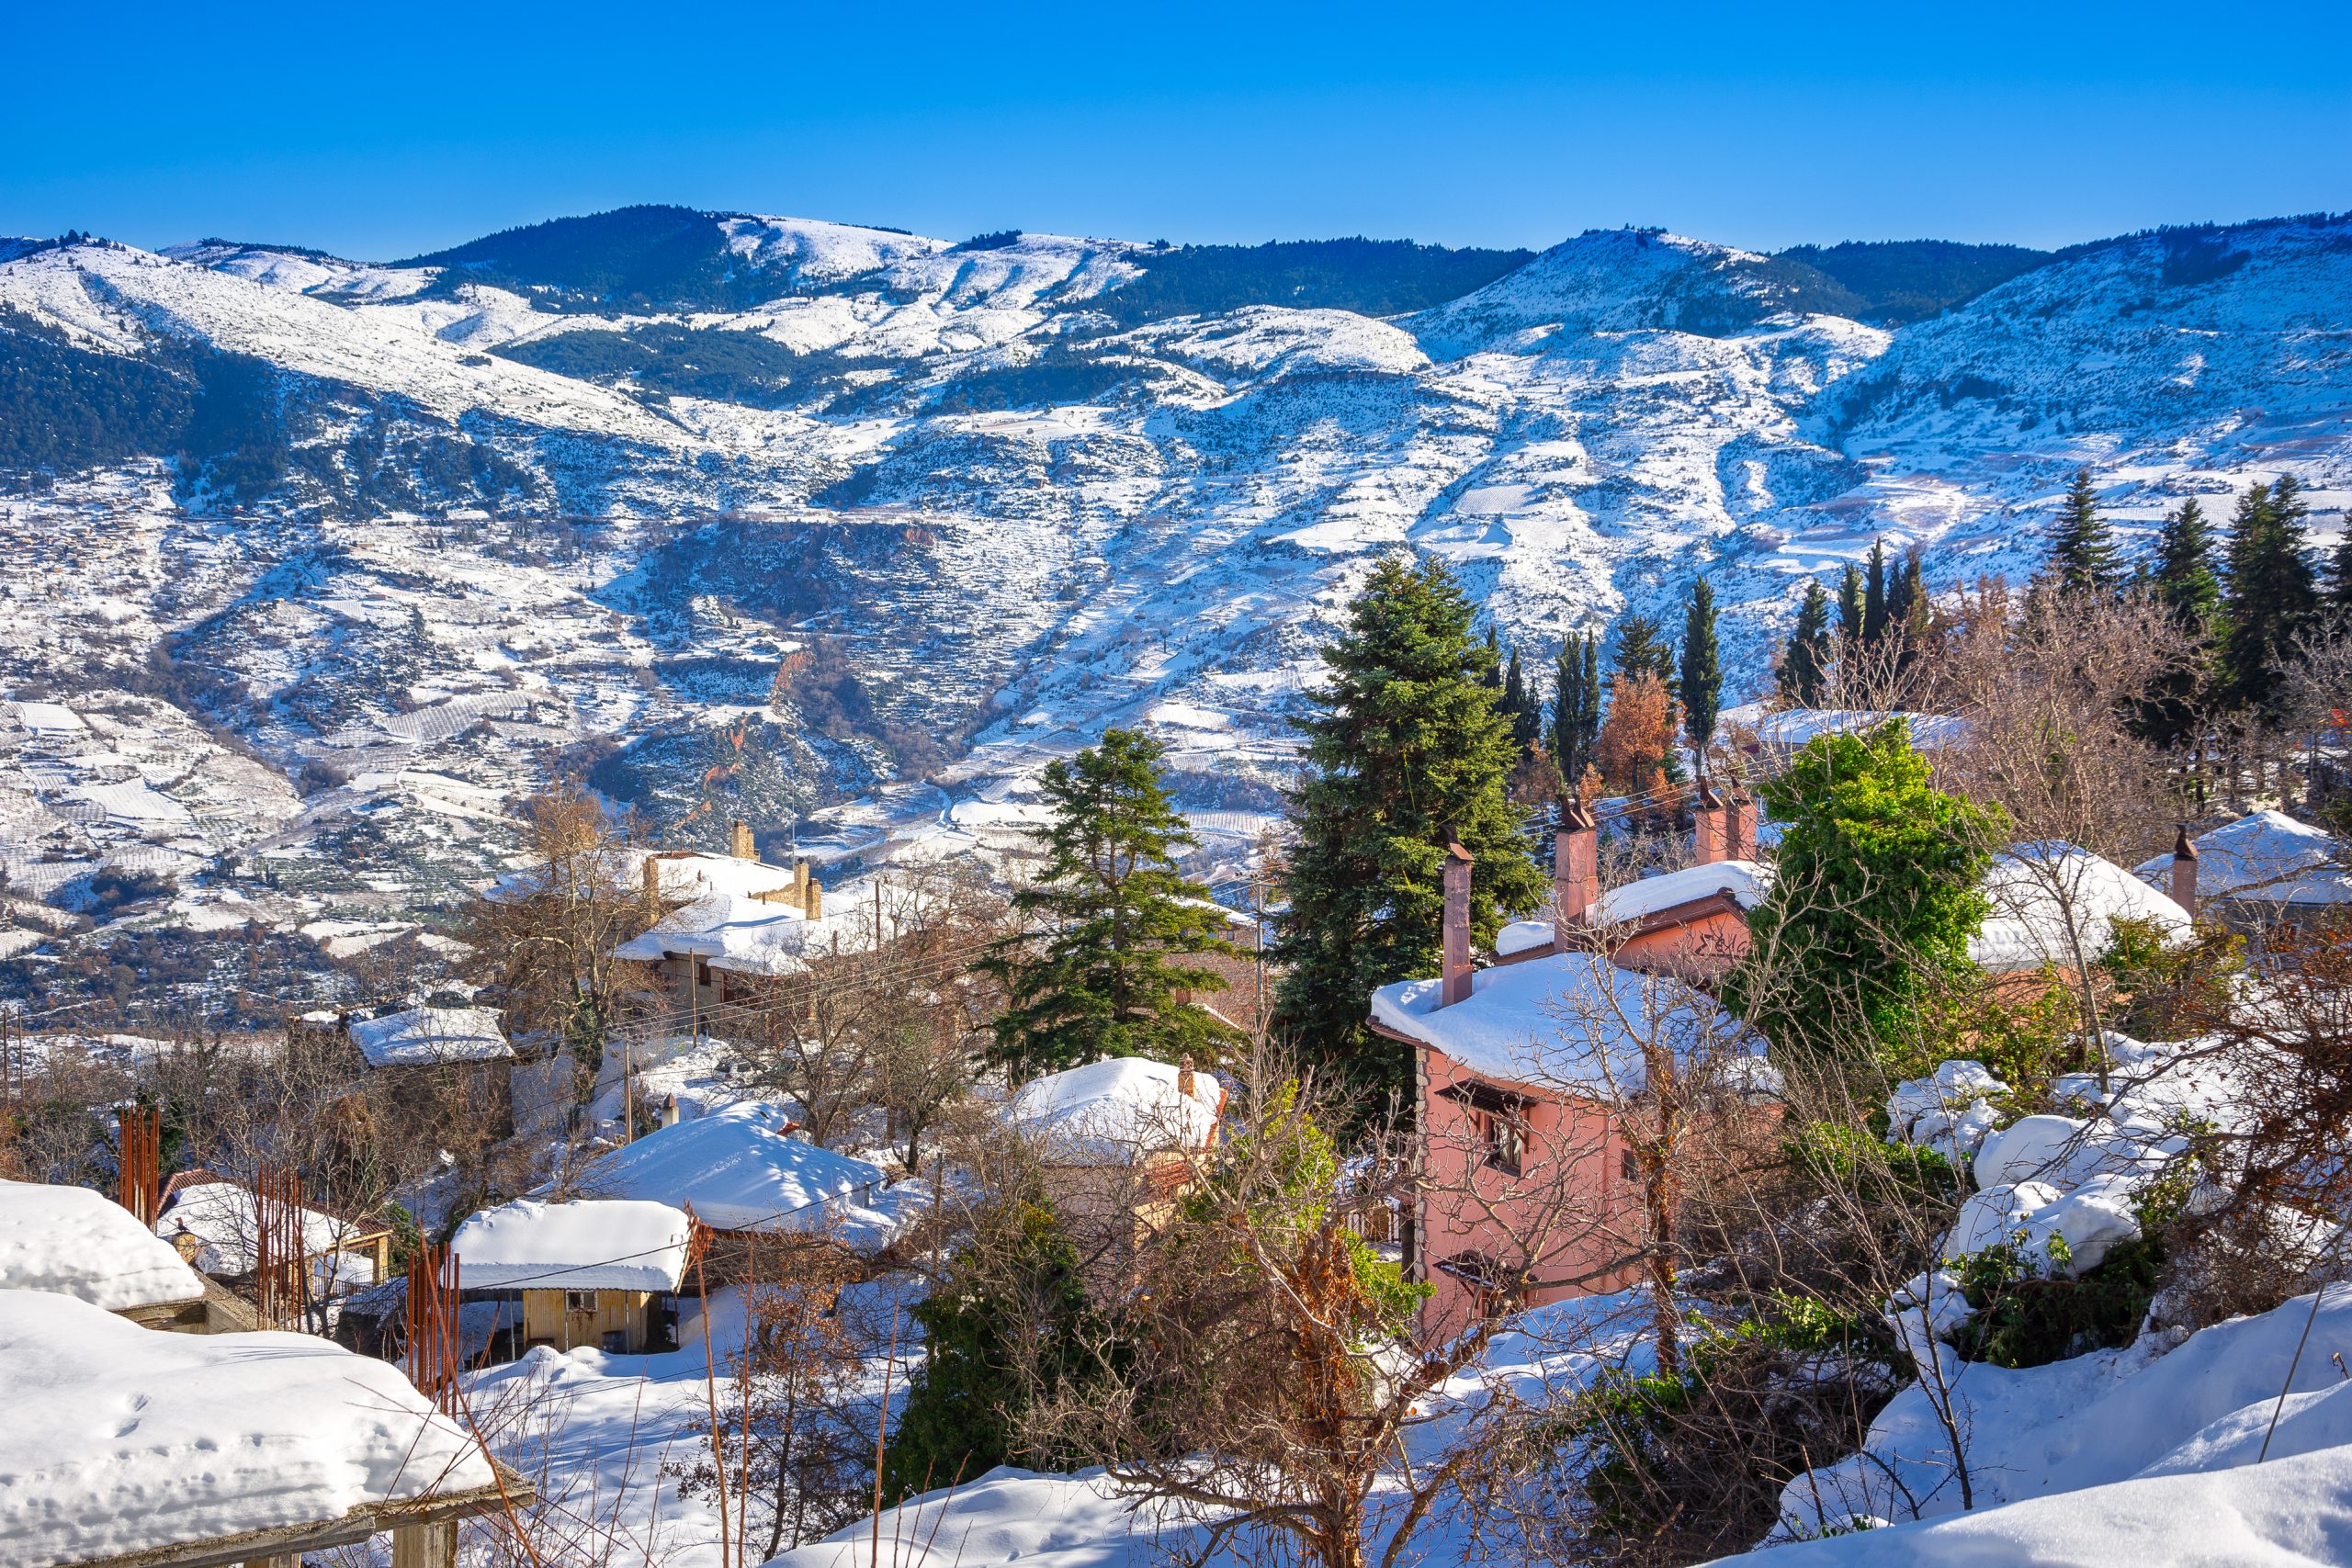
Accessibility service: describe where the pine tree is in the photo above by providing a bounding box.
[1899,555,1933,650]
[1862,540,1889,647]
[2219,477,2319,717]
[1480,625,1503,690]
[1679,578,1722,767]
[1552,632,1602,785]
[984,728,1238,1075]
[1611,613,1675,683]
[2042,468,2120,594]
[1838,563,1865,649]
[1779,580,1833,706]
[1273,556,1548,1097]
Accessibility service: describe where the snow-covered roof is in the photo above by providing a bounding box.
[1592,860,1771,925]
[613,889,814,975]
[1722,704,1970,752]
[1371,950,1759,1098]
[346,1005,511,1066]
[449,1198,690,1292]
[0,1288,494,1566]
[155,1178,383,1288]
[0,1179,205,1313]
[1973,842,2191,973]
[1007,1057,1226,1163]
[579,1102,888,1233]
[2133,809,2352,907]
[628,848,803,903]
[1496,919,1555,957]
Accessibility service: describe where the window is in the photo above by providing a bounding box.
[565,1290,597,1313]
[1443,1080,1528,1177]
[1621,1148,1640,1184]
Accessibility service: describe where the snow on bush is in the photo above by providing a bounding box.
[1885,1059,2006,1161]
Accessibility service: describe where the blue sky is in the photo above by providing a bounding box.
[5,1,2347,260]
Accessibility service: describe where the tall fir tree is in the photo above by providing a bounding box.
[1274,556,1548,1097]
[1884,553,1917,639]
[1779,580,1834,706]
[1679,578,1722,769]
[2331,529,2352,634]
[984,728,1238,1075]
[2042,467,2121,594]
[1861,540,1890,647]
[1898,555,1933,650]
[1611,613,1676,683]
[1551,632,1603,787]
[2154,496,2222,631]
[1838,563,1866,649]
[1480,625,1503,690]
[2219,477,2319,717]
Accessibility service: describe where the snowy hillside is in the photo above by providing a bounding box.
[0,208,2348,1008]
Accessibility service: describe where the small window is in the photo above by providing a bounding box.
[1438,1252,1522,1320]
[1481,1108,1526,1178]
[565,1290,596,1313]
[1621,1148,1640,1184]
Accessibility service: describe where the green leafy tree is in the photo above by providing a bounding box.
[1552,632,1603,786]
[985,728,1238,1074]
[2219,477,2319,717]
[883,1201,1109,1502]
[1778,580,1834,707]
[1274,555,1548,1097]
[1722,721,2004,1064]
[2042,468,2120,595]
[1679,578,1723,766]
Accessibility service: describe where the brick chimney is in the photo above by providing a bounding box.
[729,818,757,861]
[804,872,823,922]
[1693,785,1726,865]
[1442,834,1475,1008]
[1724,789,1758,861]
[2169,824,2199,918]
[1554,797,1598,945]
[641,856,662,922]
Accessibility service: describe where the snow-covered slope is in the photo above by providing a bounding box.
[1,209,2348,1006]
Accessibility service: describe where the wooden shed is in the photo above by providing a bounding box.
[449,1197,693,1356]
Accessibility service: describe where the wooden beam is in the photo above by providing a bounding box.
[390,1521,456,1568]
[50,1465,535,1568]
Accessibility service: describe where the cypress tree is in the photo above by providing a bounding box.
[1552,632,1602,787]
[2330,529,2352,633]
[1679,578,1722,766]
[1838,563,1865,648]
[2042,468,2120,594]
[1481,625,1503,689]
[1899,556,1934,650]
[1862,540,1889,648]
[1884,553,1917,639]
[984,728,1238,1075]
[1502,645,1542,750]
[2219,477,2319,716]
[1273,555,1548,1098]
[1779,580,1833,706]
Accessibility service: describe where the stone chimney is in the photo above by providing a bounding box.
[1177,1055,1196,1099]
[729,818,757,861]
[1724,789,1758,861]
[2169,824,2199,918]
[1554,798,1598,945]
[641,856,662,922]
[1442,834,1475,1009]
[803,867,822,922]
[1693,785,1726,865]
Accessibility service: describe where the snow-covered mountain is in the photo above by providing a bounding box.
[1,208,2347,1010]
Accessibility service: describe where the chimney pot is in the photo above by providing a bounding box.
[1442,833,1475,1008]
[2170,823,2199,918]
